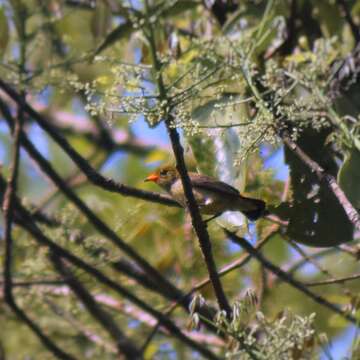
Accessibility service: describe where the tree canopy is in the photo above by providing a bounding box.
[0,0,360,359]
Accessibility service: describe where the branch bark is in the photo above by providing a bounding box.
[305,273,360,287]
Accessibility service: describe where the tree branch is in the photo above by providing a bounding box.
[225,229,359,325]
[0,81,179,208]
[140,225,278,354]
[288,239,354,298]
[0,175,218,336]
[280,129,360,231]
[304,273,360,287]
[143,0,231,316]
[45,298,118,354]
[2,90,23,307]
[8,198,220,360]
[49,254,142,359]
[0,96,184,304]
[1,59,74,360]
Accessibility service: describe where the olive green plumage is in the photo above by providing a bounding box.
[145,165,266,221]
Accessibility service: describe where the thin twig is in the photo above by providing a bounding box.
[0,279,64,287]
[304,273,360,287]
[225,229,359,325]
[50,254,142,359]
[45,298,118,354]
[288,239,354,298]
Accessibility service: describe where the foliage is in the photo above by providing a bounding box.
[0,0,360,359]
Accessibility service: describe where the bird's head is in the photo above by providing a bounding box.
[145,165,178,191]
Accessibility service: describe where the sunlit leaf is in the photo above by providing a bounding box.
[338,147,360,209]
[0,6,9,57]
[94,21,134,55]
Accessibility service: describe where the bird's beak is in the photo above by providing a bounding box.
[144,173,159,182]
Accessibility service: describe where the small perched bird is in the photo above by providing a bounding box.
[145,165,266,221]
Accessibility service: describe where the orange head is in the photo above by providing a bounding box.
[144,165,178,191]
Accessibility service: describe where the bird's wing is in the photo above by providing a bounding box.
[189,173,240,197]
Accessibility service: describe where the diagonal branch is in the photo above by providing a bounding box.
[49,254,142,359]
[0,97,184,304]
[280,129,360,231]
[2,93,23,307]
[166,124,232,315]
[143,0,231,316]
[140,224,278,354]
[0,97,223,351]
[45,298,118,354]
[304,273,360,287]
[0,175,218,336]
[1,88,74,359]
[10,200,220,360]
[225,229,359,325]
[288,239,354,298]
[0,79,179,208]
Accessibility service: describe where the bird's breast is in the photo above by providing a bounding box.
[170,179,232,214]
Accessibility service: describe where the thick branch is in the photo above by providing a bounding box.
[2,89,22,307]
[141,225,278,353]
[166,125,232,315]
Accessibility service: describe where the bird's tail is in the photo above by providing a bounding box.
[236,196,267,221]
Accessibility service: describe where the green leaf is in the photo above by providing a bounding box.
[91,1,112,40]
[0,6,9,57]
[338,147,360,209]
[161,0,198,17]
[94,21,134,55]
[284,127,354,247]
[189,94,248,186]
[315,2,343,38]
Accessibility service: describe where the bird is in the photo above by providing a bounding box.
[145,165,266,221]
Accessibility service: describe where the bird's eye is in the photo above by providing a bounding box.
[160,170,168,176]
